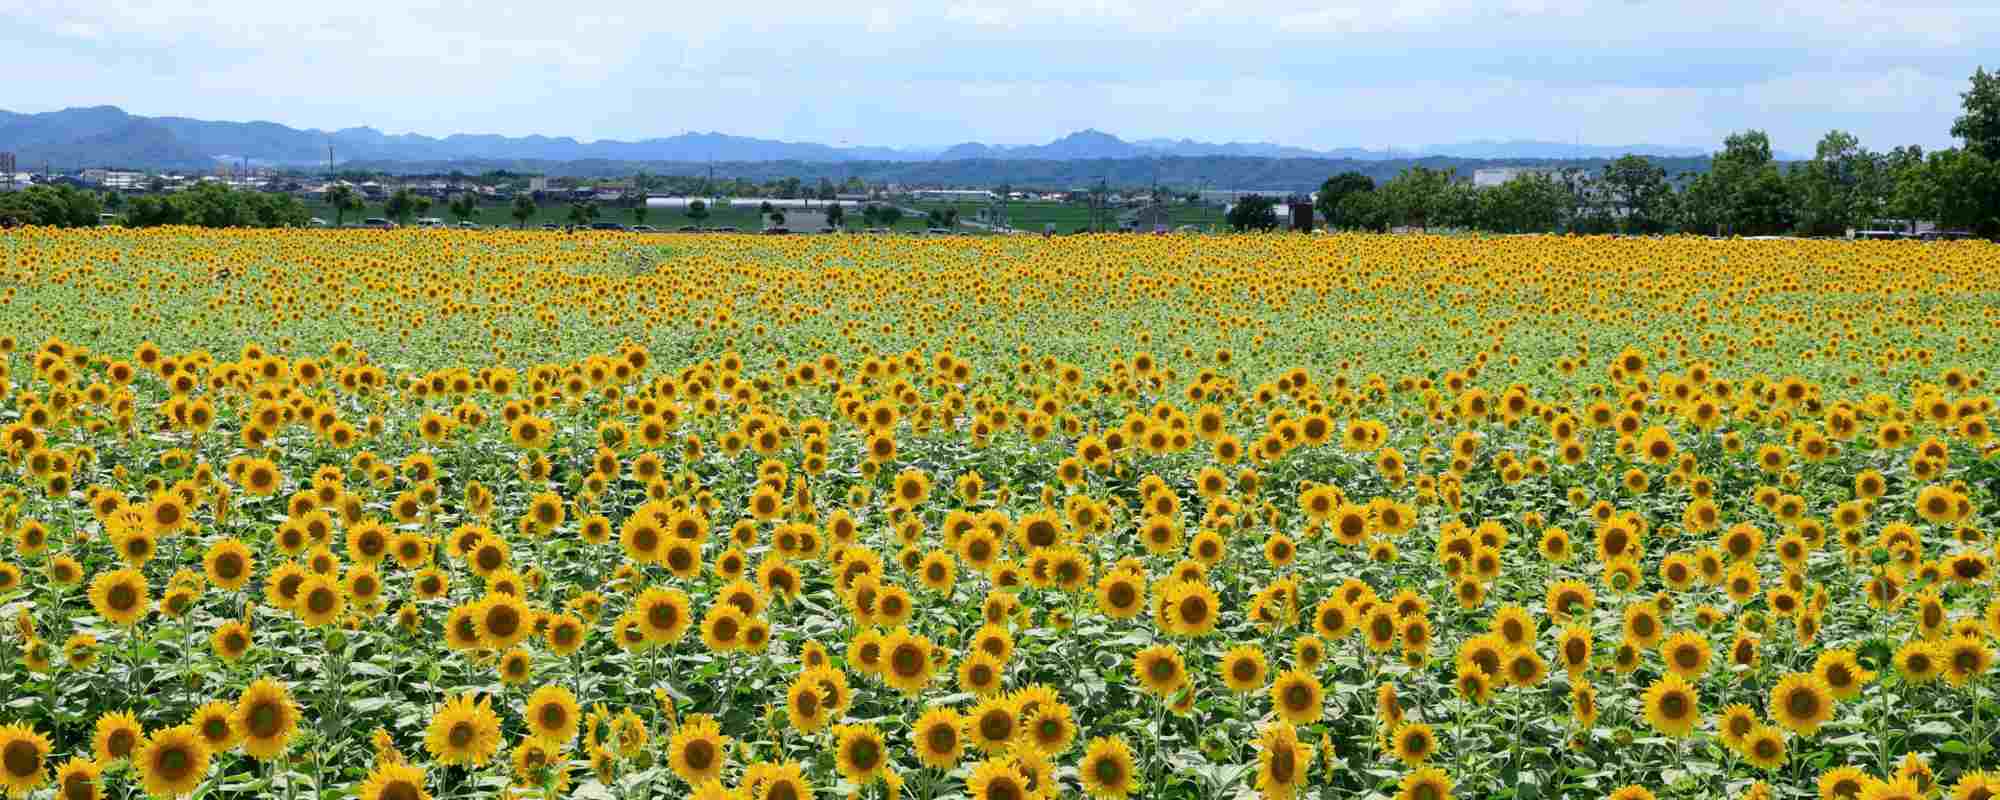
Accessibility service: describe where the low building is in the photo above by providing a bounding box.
[1472,167,1556,188]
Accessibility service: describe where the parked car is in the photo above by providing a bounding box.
[630,225,657,233]
[539,223,559,230]
[457,221,479,229]
[589,222,625,231]
[678,225,701,232]
[763,227,791,235]
[361,218,396,229]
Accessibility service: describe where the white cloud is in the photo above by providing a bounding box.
[0,0,1991,152]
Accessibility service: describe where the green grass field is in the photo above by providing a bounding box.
[909,200,1224,232]
[304,200,937,232]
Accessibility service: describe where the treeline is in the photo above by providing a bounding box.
[342,154,1714,191]
[1289,69,2000,237]
[121,183,312,228]
[0,182,313,229]
[0,185,103,228]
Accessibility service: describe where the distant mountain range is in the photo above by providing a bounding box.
[0,106,1722,171]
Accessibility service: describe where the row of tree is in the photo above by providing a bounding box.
[1278,69,2000,237]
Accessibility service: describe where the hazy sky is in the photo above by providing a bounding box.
[5,0,1994,153]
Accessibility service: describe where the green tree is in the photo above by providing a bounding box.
[686,199,710,225]
[1952,66,2000,159]
[1928,148,2000,237]
[1335,191,1386,232]
[448,193,479,225]
[412,195,433,222]
[510,193,536,228]
[1709,130,1793,235]
[1794,130,1882,236]
[826,202,845,229]
[0,184,101,227]
[1884,146,1931,232]
[1378,167,1451,230]
[384,188,417,224]
[1600,156,1671,233]
[632,203,649,227]
[874,204,902,228]
[326,185,359,227]
[1314,172,1375,230]
[1225,194,1279,232]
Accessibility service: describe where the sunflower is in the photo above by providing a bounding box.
[1768,672,1833,736]
[967,758,1030,800]
[1392,721,1437,766]
[233,678,300,760]
[1621,603,1664,649]
[358,760,430,800]
[1255,722,1311,800]
[1270,668,1324,725]
[1504,649,1548,687]
[880,628,937,694]
[426,693,502,767]
[1895,640,1943,685]
[968,696,1021,754]
[1641,673,1699,738]
[93,710,144,762]
[1812,648,1874,701]
[1717,703,1759,750]
[524,684,580,745]
[1943,636,1993,687]
[1660,630,1711,680]
[912,708,964,769]
[0,724,50,796]
[211,621,252,662]
[1741,725,1787,771]
[633,587,693,645]
[1397,766,1453,800]
[189,701,238,752]
[1816,766,1871,800]
[1554,625,1592,676]
[295,574,344,627]
[1220,645,1269,694]
[700,604,747,653]
[832,723,888,786]
[1078,735,1137,798]
[1607,785,1656,800]
[1090,572,1145,622]
[667,714,730,785]
[1132,645,1186,697]
[1020,699,1076,756]
[135,725,211,798]
[203,538,254,591]
[54,758,101,800]
[785,673,833,733]
[89,568,150,627]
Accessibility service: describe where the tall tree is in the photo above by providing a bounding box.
[326,185,358,227]
[510,193,536,228]
[826,202,845,229]
[1314,172,1375,230]
[1600,156,1670,233]
[1225,194,1279,232]
[686,199,710,225]
[448,193,478,225]
[384,188,416,224]
[1952,66,2000,159]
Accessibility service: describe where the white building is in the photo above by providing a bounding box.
[908,189,996,201]
[1472,167,1557,188]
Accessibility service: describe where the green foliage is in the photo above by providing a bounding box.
[0,184,102,227]
[120,182,308,228]
[1224,193,1279,231]
[1315,172,1375,230]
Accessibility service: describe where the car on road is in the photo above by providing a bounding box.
[630,225,657,233]
[589,222,626,231]
[361,218,396,229]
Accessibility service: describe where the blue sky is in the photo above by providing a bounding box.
[4,0,1994,154]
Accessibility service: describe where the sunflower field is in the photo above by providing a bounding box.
[0,228,1998,800]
